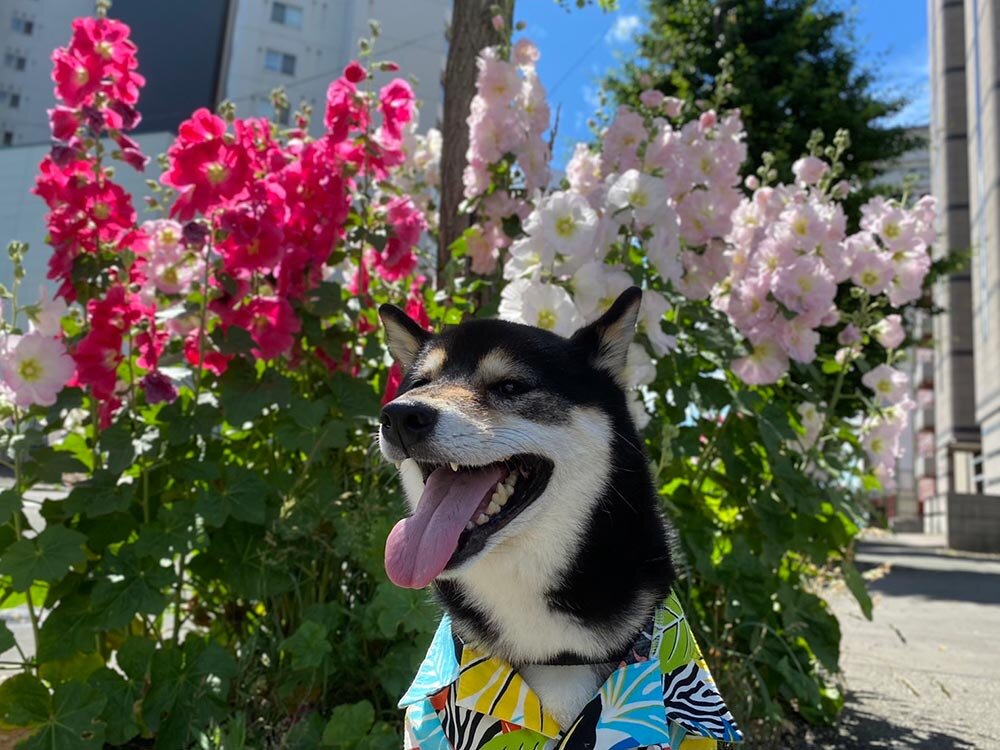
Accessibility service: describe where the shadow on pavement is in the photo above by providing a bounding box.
[859,564,1000,606]
[775,692,979,749]
[858,541,999,566]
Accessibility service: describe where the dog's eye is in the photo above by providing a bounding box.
[494,380,531,397]
[410,377,431,388]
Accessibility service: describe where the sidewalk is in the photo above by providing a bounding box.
[794,533,1000,749]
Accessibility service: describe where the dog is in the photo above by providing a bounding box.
[378,287,742,749]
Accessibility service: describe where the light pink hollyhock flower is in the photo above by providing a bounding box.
[873,314,905,350]
[640,89,665,108]
[678,243,728,301]
[776,201,826,252]
[698,110,717,129]
[513,38,540,66]
[647,214,683,286]
[772,255,836,317]
[838,324,862,346]
[833,179,851,199]
[662,97,683,118]
[498,277,582,337]
[519,70,551,135]
[467,226,498,275]
[727,276,777,332]
[862,415,904,471]
[516,136,551,193]
[1,332,75,407]
[744,175,760,190]
[606,169,669,226]
[463,159,490,199]
[732,336,789,385]
[566,143,603,202]
[602,106,647,173]
[851,249,894,295]
[475,48,521,104]
[28,286,68,337]
[887,258,928,306]
[491,14,505,31]
[778,316,820,363]
[792,155,830,185]
[862,364,909,406]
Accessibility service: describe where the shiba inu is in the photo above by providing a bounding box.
[378,288,741,750]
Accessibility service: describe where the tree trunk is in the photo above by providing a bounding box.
[437,0,513,286]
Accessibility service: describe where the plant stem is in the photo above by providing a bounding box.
[193,233,213,405]
[172,554,186,645]
[11,407,42,673]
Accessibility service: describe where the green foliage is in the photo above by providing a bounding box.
[605,0,916,188]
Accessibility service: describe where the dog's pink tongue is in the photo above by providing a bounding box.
[385,465,503,589]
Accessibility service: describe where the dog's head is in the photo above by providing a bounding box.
[379,287,643,589]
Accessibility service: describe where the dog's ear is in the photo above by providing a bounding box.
[571,287,642,385]
[379,304,430,371]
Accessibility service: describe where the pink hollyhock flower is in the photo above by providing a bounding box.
[662,97,683,118]
[792,156,829,185]
[862,364,909,406]
[325,75,369,144]
[1,333,75,407]
[732,337,789,385]
[344,60,366,83]
[243,298,301,360]
[372,197,425,281]
[602,107,646,173]
[184,330,230,376]
[141,370,178,405]
[778,316,820,363]
[48,106,79,141]
[566,143,603,202]
[887,258,929,306]
[727,277,777,332]
[476,48,520,103]
[467,226,498,275]
[491,14,505,31]
[73,326,122,401]
[163,109,250,219]
[639,89,665,109]
[379,79,415,142]
[51,48,103,107]
[404,288,432,331]
[382,362,403,405]
[874,314,906,349]
[218,203,285,273]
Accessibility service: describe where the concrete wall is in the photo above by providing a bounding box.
[948,493,1000,550]
[222,0,448,132]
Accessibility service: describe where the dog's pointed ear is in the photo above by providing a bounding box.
[379,304,430,371]
[571,287,642,385]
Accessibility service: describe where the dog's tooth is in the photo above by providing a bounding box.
[497,484,510,500]
[496,493,508,506]
[490,490,501,504]
[450,462,459,472]
[487,501,501,515]
[476,513,489,526]
[395,461,401,469]
[465,522,475,531]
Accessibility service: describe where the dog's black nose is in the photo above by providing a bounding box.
[380,401,439,447]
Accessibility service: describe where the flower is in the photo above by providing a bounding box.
[572,261,634,322]
[524,191,598,273]
[28,286,68,337]
[1,332,75,407]
[637,290,676,355]
[862,364,909,406]
[792,156,829,185]
[379,79,415,142]
[873,314,905,350]
[732,337,789,385]
[606,170,669,227]
[498,278,582,337]
[794,402,824,451]
[141,370,178,404]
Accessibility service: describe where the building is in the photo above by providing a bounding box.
[927,0,1000,552]
[0,0,448,293]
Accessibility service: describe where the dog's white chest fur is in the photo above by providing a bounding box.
[519,664,608,728]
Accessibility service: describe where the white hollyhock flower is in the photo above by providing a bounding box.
[499,278,583,337]
[572,260,634,322]
[503,236,550,280]
[524,191,598,273]
[0,332,75,407]
[627,390,651,430]
[638,289,676,355]
[625,343,656,387]
[647,209,682,285]
[606,169,669,226]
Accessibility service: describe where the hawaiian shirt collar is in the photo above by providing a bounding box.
[400,591,743,750]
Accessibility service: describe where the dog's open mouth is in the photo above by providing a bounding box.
[384,455,553,589]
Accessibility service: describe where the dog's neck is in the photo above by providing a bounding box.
[433,432,675,668]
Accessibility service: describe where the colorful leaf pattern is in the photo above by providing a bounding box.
[401,592,742,750]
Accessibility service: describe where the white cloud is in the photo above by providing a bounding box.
[606,14,641,45]
[873,43,930,127]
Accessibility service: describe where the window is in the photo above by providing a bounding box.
[264,49,296,76]
[4,53,26,71]
[271,2,303,28]
[9,93,19,108]
[2,131,13,146]
[11,18,34,35]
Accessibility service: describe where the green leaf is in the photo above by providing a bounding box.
[100,422,135,475]
[842,561,873,620]
[62,476,132,518]
[0,619,15,653]
[321,700,374,748]
[329,373,378,418]
[0,526,87,591]
[24,446,87,485]
[117,637,156,681]
[196,468,274,527]
[88,669,140,746]
[0,673,50,726]
[19,681,107,750]
[280,620,332,670]
[0,489,22,525]
[480,728,550,750]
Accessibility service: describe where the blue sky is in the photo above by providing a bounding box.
[516,1,929,167]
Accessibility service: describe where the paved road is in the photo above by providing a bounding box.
[788,533,1000,749]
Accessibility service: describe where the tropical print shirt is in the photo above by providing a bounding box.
[401,591,743,750]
